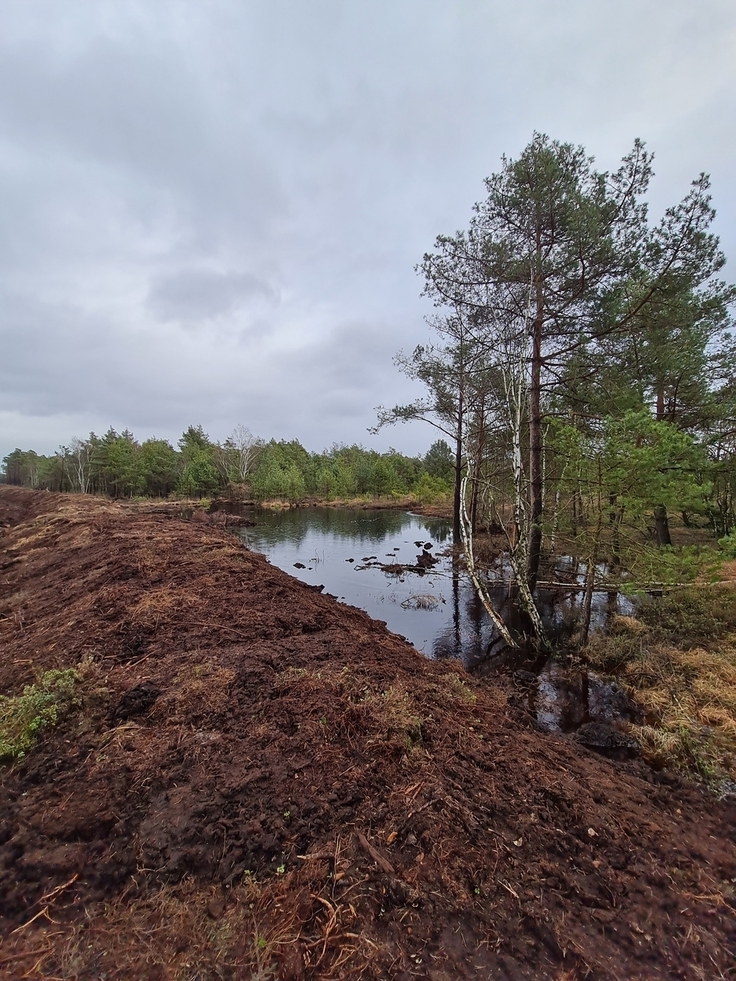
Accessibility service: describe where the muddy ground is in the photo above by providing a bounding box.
[0,487,734,980]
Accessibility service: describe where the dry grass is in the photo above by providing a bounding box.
[126,586,188,629]
[273,665,424,752]
[3,876,297,980]
[8,504,108,548]
[272,664,481,758]
[362,683,423,751]
[588,588,736,780]
[619,644,736,778]
[164,662,237,721]
[0,853,395,980]
[429,670,477,706]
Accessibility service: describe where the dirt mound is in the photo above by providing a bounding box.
[0,487,734,980]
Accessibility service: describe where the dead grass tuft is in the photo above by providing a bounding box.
[609,614,649,636]
[613,644,736,779]
[586,585,736,779]
[126,586,203,629]
[15,876,299,981]
[164,662,236,721]
[273,666,429,754]
[4,861,384,981]
[363,683,423,751]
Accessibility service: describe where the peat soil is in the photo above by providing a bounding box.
[0,487,734,981]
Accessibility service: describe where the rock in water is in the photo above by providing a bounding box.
[588,678,642,724]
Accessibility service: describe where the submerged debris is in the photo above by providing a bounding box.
[574,721,640,758]
[400,593,445,610]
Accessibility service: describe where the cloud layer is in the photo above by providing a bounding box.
[1,0,734,458]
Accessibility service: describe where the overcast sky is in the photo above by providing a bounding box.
[1,0,735,460]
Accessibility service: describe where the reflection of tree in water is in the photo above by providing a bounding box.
[431,553,544,668]
[431,561,463,661]
[244,506,418,547]
[417,517,451,544]
[431,557,500,665]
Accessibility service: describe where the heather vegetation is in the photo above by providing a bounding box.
[0,668,80,763]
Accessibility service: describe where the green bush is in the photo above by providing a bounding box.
[718,532,736,559]
[622,544,720,590]
[0,669,80,763]
[411,472,450,504]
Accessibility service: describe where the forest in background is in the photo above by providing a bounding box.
[0,425,453,505]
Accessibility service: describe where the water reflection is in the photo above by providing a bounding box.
[235,507,631,676]
[240,506,450,551]
[238,508,486,662]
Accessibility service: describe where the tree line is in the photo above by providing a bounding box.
[1,424,454,503]
[376,133,736,645]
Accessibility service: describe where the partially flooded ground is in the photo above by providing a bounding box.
[0,487,734,980]
[235,506,460,658]
[234,506,655,741]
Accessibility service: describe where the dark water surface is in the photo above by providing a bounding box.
[235,506,641,733]
[237,507,499,665]
[236,506,632,665]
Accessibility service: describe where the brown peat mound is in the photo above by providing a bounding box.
[0,487,734,980]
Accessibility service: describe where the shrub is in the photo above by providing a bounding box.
[0,669,80,762]
[411,473,450,504]
[621,544,720,591]
[636,586,736,643]
[718,532,736,559]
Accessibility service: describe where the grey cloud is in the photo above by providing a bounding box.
[0,30,287,261]
[1,0,734,463]
[148,270,278,322]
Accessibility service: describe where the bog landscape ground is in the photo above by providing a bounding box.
[0,487,734,980]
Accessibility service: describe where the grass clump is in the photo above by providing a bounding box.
[0,668,80,762]
[587,586,736,781]
[718,532,736,559]
[636,585,736,643]
[363,684,423,753]
[621,644,736,780]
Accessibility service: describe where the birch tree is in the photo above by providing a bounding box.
[225,425,263,484]
[373,309,486,543]
[68,438,91,494]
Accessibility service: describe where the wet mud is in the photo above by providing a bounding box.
[0,487,734,980]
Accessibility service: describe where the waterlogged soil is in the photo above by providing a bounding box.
[0,488,734,981]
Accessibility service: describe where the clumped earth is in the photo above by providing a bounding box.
[0,487,734,980]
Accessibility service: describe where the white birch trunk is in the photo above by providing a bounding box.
[458,469,517,648]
